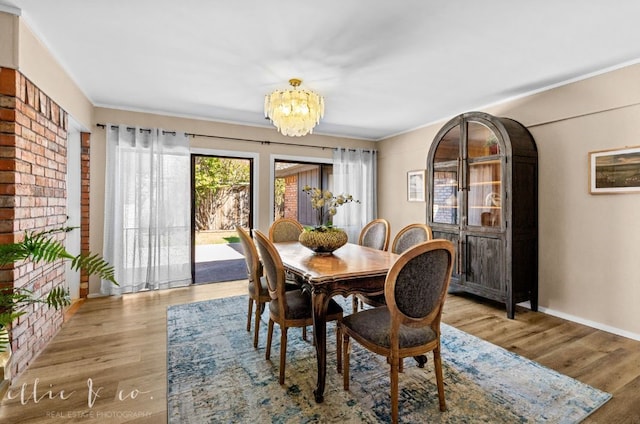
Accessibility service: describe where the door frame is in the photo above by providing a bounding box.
[269,154,333,226]
[190,148,258,283]
[65,116,83,300]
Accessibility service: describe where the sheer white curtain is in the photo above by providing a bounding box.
[332,148,377,242]
[101,124,192,295]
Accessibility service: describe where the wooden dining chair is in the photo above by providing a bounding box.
[237,225,301,348]
[341,239,455,424]
[253,229,344,385]
[236,225,271,349]
[357,218,390,251]
[390,223,433,255]
[356,223,435,311]
[353,218,391,312]
[268,217,309,338]
[269,218,304,243]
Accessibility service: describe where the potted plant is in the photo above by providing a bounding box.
[0,227,117,371]
[298,186,359,254]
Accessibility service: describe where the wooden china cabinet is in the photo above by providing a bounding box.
[426,111,538,318]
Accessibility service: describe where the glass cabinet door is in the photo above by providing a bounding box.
[466,121,502,227]
[432,125,460,225]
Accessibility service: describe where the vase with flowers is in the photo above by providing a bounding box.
[298,185,359,254]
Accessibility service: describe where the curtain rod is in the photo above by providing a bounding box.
[95,123,366,151]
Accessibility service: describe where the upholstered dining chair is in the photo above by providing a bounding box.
[236,225,271,349]
[237,225,301,349]
[268,217,309,337]
[391,223,433,255]
[356,223,435,311]
[353,218,391,312]
[341,239,455,424]
[269,218,304,243]
[253,229,344,385]
[357,218,390,251]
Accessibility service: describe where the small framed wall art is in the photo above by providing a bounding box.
[407,170,426,202]
[589,146,640,194]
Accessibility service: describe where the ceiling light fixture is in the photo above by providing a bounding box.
[264,78,325,137]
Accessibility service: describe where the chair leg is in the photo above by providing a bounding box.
[265,319,274,360]
[433,347,446,412]
[342,332,350,390]
[352,295,359,313]
[336,320,342,374]
[279,327,288,385]
[399,357,404,373]
[390,356,400,424]
[302,325,307,341]
[253,301,262,348]
[247,297,253,332]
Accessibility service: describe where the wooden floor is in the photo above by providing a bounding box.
[1,282,639,423]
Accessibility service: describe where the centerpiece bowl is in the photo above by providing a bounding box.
[298,227,348,255]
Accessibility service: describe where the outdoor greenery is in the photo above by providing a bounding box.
[194,157,250,231]
[0,227,117,353]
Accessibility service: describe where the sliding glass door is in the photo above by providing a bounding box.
[274,161,332,227]
[191,155,253,284]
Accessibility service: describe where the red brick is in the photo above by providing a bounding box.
[0,68,17,96]
[0,159,16,171]
[17,73,26,102]
[0,121,17,133]
[0,108,16,121]
[0,233,17,244]
[0,134,15,146]
[14,110,31,128]
[25,80,35,107]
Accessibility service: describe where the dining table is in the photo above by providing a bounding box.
[272,241,399,403]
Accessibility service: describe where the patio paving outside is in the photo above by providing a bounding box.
[195,243,244,262]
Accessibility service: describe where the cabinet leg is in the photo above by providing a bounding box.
[507,303,515,319]
[530,290,539,312]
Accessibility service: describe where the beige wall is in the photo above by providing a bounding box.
[0,13,19,69]
[378,63,640,339]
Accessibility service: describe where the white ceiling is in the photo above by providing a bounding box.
[3,0,640,140]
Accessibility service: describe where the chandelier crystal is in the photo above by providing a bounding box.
[264,78,325,137]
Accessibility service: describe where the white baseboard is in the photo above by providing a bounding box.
[516,301,640,341]
[536,305,640,342]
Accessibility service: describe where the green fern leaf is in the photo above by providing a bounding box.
[45,287,71,309]
[71,253,117,285]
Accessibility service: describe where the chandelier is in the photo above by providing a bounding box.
[264,78,325,137]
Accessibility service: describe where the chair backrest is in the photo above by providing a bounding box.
[358,218,390,251]
[269,218,304,243]
[391,223,433,254]
[236,226,264,297]
[384,239,455,330]
[253,230,287,306]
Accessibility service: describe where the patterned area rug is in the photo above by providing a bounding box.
[167,296,611,423]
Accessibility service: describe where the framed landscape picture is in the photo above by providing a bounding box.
[407,170,425,201]
[589,146,640,194]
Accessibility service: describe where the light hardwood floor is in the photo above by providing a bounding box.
[0,282,638,423]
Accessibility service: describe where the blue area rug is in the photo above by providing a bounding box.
[167,296,611,423]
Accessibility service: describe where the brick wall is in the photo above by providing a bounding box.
[0,67,69,378]
[283,175,298,219]
[80,132,90,298]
